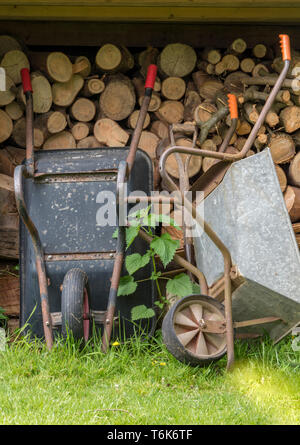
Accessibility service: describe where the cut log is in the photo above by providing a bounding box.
[284,185,300,222]
[183,90,201,122]
[164,137,202,179]
[0,176,19,259]
[0,146,25,176]
[5,101,24,121]
[192,70,209,92]
[0,275,20,315]
[0,173,14,192]
[77,136,100,149]
[288,151,300,187]
[254,133,268,151]
[19,72,52,114]
[240,58,255,74]
[252,44,267,59]
[150,120,169,140]
[94,118,129,147]
[43,131,76,150]
[70,98,96,122]
[198,79,223,101]
[0,35,22,57]
[95,44,134,73]
[0,50,30,84]
[197,60,215,75]
[0,75,15,106]
[280,106,300,133]
[137,131,160,160]
[229,38,247,55]
[73,56,91,78]
[161,77,186,101]
[71,122,91,141]
[268,133,296,164]
[30,51,73,83]
[194,102,217,134]
[127,110,150,130]
[138,46,159,78]
[202,48,221,65]
[0,109,13,144]
[12,117,44,149]
[236,119,251,136]
[132,76,161,111]
[155,100,184,125]
[158,43,197,78]
[52,74,84,107]
[244,102,260,124]
[83,78,105,96]
[275,165,287,192]
[215,55,239,75]
[46,111,67,134]
[100,74,135,121]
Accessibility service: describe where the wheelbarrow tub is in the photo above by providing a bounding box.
[19,147,156,339]
[194,149,300,342]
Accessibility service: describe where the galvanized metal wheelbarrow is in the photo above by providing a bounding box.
[158,34,300,369]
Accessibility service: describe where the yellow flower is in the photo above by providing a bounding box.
[160,362,166,366]
[112,341,120,346]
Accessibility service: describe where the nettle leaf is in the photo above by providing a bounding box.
[142,213,181,230]
[131,305,155,321]
[125,251,151,275]
[125,225,140,249]
[192,282,201,294]
[166,273,193,298]
[150,233,179,268]
[112,228,119,239]
[117,275,137,296]
[150,271,161,280]
[129,204,151,221]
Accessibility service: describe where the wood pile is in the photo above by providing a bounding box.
[0,34,300,264]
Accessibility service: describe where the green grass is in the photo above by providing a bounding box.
[0,329,299,425]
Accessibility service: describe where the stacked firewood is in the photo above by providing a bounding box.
[1,34,300,260]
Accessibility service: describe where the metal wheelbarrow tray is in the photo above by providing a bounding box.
[194,148,300,343]
[19,147,156,339]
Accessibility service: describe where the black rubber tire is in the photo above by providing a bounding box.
[162,294,227,367]
[61,268,91,341]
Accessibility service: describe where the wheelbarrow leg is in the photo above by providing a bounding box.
[14,165,54,350]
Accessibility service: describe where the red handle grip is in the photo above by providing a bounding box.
[21,68,32,93]
[227,94,238,119]
[279,34,291,61]
[145,64,157,90]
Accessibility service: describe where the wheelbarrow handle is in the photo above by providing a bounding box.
[21,68,33,93]
[145,64,157,90]
[279,34,291,61]
[218,94,238,153]
[126,64,157,173]
[20,68,35,177]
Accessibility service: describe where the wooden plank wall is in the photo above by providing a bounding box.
[0,0,300,23]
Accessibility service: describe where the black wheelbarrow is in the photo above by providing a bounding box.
[15,65,159,348]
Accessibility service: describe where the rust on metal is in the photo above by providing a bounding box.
[34,171,117,182]
[45,252,115,262]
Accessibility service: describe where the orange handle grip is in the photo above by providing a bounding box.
[279,34,291,61]
[227,94,238,120]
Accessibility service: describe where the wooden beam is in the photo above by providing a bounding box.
[0,4,300,23]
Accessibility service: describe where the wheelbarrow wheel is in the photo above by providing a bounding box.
[61,268,91,342]
[162,295,227,366]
